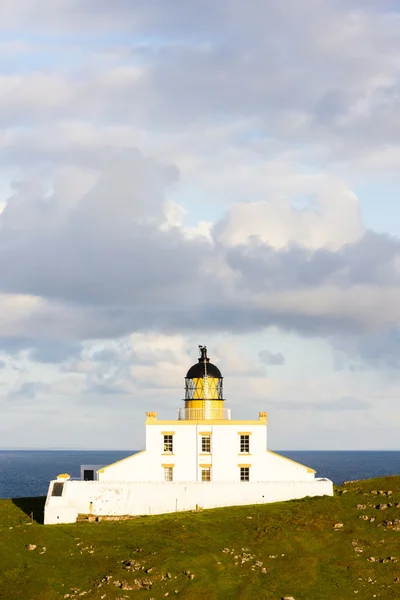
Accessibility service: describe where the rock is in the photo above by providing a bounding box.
[387,491,393,496]
[354,547,363,553]
[255,561,263,567]
[333,523,344,530]
[261,567,268,573]
[377,504,388,510]
[189,574,195,579]
[282,597,296,600]
[370,517,376,522]
[356,505,366,510]
[367,557,376,562]
[121,582,133,591]
[63,595,70,599]
[26,544,37,551]
[166,572,172,579]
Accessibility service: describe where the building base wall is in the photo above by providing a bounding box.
[44,478,333,525]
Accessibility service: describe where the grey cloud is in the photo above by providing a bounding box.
[271,396,370,411]
[10,381,49,399]
[0,1,398,161]
[223,231,400,292]
[0,360,6,370]
[91,348,120,363]
[334,328,400,370]
[28,341,83,363]
[258,350,285,365]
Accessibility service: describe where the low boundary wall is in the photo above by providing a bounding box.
[44,478,333,524]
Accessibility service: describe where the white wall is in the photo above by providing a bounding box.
[98,422,313,484]
[44,478,333,525]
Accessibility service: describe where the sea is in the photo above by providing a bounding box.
[1,450,399,499]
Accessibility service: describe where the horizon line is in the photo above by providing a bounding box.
[1,447,400,452]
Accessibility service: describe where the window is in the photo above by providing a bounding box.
[164,466,173,482]
[240,467,250,482]
[240,434,250,453]
[201,468,211,482]
[52,482,64,496]
[83,469,94,481]
[163,434,173,453]
[201,436,211,453]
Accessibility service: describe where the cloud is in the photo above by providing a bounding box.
[258,350,285,366]
[271,396,371,411]
[215,183,363,251]
[333,327,400,370]
[1,149,400,349]
[10,381,50,399]
[27,341,83,364]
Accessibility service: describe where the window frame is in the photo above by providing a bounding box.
[164,466,173,482]
[240,434,250,453]
[163,434,173,453]
[201,436,211,453]
[201,467,211,482]
[240,466,250,482]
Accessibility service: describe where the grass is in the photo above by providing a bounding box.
[1,477,400,599]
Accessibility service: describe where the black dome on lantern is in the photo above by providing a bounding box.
[186,346,222,379]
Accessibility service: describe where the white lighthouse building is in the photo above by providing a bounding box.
[44,346,333,524]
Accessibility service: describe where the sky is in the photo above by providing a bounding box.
[1,1,400,450]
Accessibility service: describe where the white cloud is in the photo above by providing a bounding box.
[217,183,363,250]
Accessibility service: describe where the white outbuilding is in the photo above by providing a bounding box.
[44,346,333,524]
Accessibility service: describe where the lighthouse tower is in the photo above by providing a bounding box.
[44,346,333,525]
[183,346,225,420]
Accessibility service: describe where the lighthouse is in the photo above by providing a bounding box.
[44,346,333,524]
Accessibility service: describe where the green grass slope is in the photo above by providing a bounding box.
[1,477,400,600]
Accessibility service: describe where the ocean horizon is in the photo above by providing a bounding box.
[1,449,399,500]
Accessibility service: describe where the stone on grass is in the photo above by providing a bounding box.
[26,544,37,551]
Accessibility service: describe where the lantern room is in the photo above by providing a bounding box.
[181,346,228,420]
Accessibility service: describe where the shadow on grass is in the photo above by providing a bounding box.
[12,496,46,524]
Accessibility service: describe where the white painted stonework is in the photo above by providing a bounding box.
[44,347,334,525]
[44,479,333,524]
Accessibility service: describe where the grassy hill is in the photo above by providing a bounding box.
[1,477,400,600]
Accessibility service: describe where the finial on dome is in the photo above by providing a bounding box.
[199,345,208,362]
